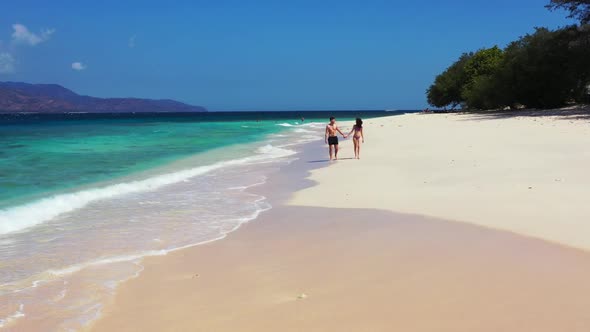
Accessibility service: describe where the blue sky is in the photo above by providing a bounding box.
[0,0,574,110]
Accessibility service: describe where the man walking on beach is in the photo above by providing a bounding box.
[325,117,346,161]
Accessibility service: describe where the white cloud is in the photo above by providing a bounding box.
[0,52,15,73]
[12,24,55,46]
[71,62,87,71]
[128,35,136,48]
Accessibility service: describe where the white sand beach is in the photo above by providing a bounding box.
[292,111,590,251]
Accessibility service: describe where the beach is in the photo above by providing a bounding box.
[292,110,590,250]
[90,111,590,331]
[4,1,589,330]
[0,113,333,331]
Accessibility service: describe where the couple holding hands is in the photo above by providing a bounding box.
[325,117,365,161]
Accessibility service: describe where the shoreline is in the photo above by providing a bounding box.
[93,208,590,332]
[0,119,324,331]
[90,112,590,331]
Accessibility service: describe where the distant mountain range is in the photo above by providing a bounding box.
[0,82,207,113]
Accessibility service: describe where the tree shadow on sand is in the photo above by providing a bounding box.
[457,105,590,122]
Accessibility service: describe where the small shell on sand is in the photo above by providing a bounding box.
[297,293,308,300]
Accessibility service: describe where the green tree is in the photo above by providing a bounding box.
[426,6,590,110]
[460,46,504,109]
[546,1,590,103]
[426,53,472,108]
[546,0,590,24]
[563,25,590,102]
[496,27,589,108]
[427,47,505,109]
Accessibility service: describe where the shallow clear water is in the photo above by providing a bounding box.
[0,111,400,330]
[0,115,283,209]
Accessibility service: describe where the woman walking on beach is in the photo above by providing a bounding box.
[347,118,365,159]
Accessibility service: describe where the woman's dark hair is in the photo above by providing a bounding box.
[355,118,363,128]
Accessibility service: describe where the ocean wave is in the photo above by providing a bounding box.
[256,144,291,155]
[0,304,25,328]
[47,251,168,277]
[276,123,295,127]
[0,145,294,235]
[45,197,270,278]
[1,193,272,298]
[293,128,313,133]
[228,176,267,191]
[306,122,326,129]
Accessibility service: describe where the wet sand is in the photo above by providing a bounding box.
[91,209,590,331]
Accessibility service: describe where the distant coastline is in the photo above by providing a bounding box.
[0,81,207,113]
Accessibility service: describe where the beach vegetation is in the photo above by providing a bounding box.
[426,53,472,108]
[546,0,590,24]
[427,2,590,109]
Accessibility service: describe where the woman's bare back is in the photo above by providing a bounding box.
[352,125,363,139]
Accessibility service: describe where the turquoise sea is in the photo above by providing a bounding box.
[0,111,400,330]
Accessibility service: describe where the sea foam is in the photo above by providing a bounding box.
[0,145,295,235]
[0,304,25,328]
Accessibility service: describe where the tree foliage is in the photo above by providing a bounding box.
[427,47,505,109]
[499,27,590,108]
[546,0,590,24]
[426,53,472,108]
[427,26,590,109]
[460,46,504,109]
[426,1,590,110]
